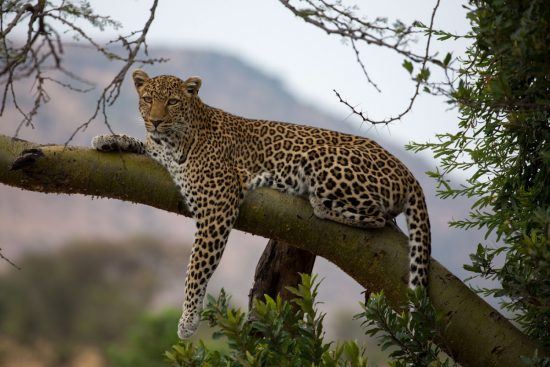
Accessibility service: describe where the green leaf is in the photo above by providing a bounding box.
[402,60,414,74]
[443,52,452,66]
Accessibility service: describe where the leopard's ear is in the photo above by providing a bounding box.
[132,69,150,93]
[184,77,202,96]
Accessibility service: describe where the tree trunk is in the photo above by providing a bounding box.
[0,134,546,367]
[248,240,316,310]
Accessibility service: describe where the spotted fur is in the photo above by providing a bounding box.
[92,70,431,339]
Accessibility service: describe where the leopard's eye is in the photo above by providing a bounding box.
[142,96,152,103]
[167,98,179,106]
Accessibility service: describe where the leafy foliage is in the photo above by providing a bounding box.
[408,0,550,348]
[167,274,455,367]
[358,288,456,367]
[166,274,368,367]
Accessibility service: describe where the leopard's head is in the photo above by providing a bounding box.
[132,70,202,134]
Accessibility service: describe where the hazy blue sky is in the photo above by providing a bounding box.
[77,0,470,152]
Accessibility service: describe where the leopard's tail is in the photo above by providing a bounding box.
[403,181,431,288]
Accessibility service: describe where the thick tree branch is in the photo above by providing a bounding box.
[0,134,546,367]
[248,240,316,310]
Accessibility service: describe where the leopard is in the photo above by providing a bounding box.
[92,70,431,339]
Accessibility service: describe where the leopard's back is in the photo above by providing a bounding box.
[218,111,430,288]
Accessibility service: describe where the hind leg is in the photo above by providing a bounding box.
[309,195,386,229]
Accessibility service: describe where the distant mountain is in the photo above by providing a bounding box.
[0,46,487,316]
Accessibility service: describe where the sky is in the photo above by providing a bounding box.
[74,0,471,155]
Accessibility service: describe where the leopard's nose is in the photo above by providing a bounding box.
[150,118,163,128]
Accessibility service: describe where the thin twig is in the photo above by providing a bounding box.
[278,0,441,66]
[65,0,163,146]
[0,0,165,143]
[279,0,443,125]
[334,0,441,125]
[350,39,380,93]
[0,248,21,270]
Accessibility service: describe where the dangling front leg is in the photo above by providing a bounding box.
[177,179,243,339]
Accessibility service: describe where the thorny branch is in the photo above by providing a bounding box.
[0,0,165,142]
[279,0,448,125]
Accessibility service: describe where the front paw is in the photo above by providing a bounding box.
[177,312,200,339]
[92,135,120,152]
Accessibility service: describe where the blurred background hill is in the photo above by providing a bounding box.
[0,46,484,366]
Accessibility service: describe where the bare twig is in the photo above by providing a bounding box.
[338,0,441,125]
[279,0,444,125]
[0,0,165,143]
[350,39,380,93]
[0,248,21,270]
[65,0,164,145]
[278,0,441,66]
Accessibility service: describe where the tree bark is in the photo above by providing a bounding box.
[248,240,316,310]
[0,134,546,367]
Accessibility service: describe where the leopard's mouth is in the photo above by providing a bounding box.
[146,122,169,133]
